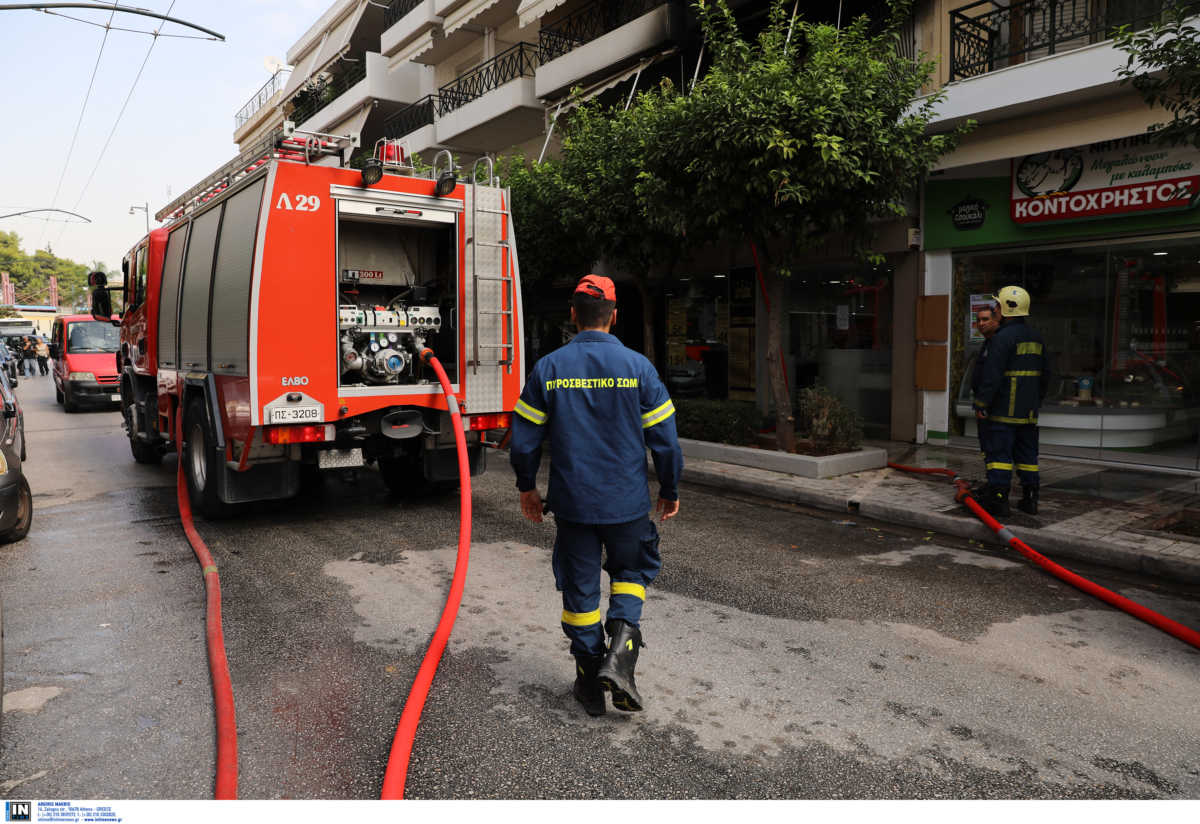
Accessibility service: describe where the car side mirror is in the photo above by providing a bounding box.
[89,273,115,323]
[3,401,15,419]
[9,376,16,389]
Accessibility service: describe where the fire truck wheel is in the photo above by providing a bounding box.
[125,405,162,465]
[183,398,233,519]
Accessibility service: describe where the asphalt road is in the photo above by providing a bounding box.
[2,373,1199,799]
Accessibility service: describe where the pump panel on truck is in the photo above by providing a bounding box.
[97,131,524,517]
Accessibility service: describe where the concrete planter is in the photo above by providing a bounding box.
[678,438,887,479]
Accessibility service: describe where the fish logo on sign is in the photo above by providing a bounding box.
[5,801,31,822]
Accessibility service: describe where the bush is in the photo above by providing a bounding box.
[673,398,760,446]
[795,385,863,453]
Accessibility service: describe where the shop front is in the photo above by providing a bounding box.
[924,134,1200,471]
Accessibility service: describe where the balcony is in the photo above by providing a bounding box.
[381,0,444,66]
[383,94,441,157]
[435,41,543,147]
[949,0,1197,81]
[235,69,291,132]
[535,0,679,99]
[288,53,428,135]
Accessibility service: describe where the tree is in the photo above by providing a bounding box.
[555,99,690,364]
[632,0,968,451]
[497,154,593,291]
[1115,3,1200,149]
[0,230,103,309]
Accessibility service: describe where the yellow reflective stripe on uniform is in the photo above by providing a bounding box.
[514,399,547,425]
[1016,342,1043,355]
[642,399,676,428]
[1008,378,1017,416]
[1017,463,1039,472]
[1004,370,1041,377]
[990,414,1038,424]
[561,609,602,627]
[986,462,1013,470]
[612,582,645,601]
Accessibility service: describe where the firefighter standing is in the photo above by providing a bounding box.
[972,285,1050,517]
[509,274,683,716]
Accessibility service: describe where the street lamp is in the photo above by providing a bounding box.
[129,202,149,235]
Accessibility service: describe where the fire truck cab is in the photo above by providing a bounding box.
[102,129,523,517]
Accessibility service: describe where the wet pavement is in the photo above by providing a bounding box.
[2,375,1200,799]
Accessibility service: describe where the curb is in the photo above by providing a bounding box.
[682,463,1200,585]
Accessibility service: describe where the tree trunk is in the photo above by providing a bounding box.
[763,260,795,453]
[634,274,656,368]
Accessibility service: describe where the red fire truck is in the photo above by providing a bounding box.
[95,127,523,517]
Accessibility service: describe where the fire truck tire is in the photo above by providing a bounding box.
[125,404,163,465]
[183,398,233,520]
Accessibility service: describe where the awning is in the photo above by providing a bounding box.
[390,28,438,67]
[546,48,677,112]
[517,0,569,28]
[326,102,373,143]
[280,0,369,102]
[443,0,505,38]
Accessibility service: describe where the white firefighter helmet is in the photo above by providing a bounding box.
[993,285,1031,317]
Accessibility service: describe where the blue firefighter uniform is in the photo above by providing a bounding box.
[509,330,683,659]
[972,317,1050,494]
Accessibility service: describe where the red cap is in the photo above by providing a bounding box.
[574,274,616,302]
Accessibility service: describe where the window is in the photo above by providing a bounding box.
[65,320,120,354]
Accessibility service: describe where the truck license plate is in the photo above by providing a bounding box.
[109,394,121,402]
[270,406,321,424]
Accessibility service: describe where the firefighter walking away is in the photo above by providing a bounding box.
[509,275,683,715]
[971,285,1050,517]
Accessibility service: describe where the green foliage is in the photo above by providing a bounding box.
[673,398,761,445]
[636,0,967,259]
[1115,4,1200,149]
[795,385,863,453]
[496,153,593,288]
[0,231,98,308]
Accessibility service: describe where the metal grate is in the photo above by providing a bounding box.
[383,94,438,138]
[538,0,664,63]
[289,58,368,126]
[949,0,1199,81]
[235,68,292,131]
[437,42,540,116]
[386,0,424,27]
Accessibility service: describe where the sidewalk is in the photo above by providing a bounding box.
[679,441,1200,584]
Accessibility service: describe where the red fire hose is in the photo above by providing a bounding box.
[887,462,1200,651]
[380,349,473,799]
[175,413,239,799]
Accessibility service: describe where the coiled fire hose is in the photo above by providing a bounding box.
[887,462,1200,651]
[380,348,474,799]
[174,413,239,799]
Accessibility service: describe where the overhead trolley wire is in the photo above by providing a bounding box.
[40,0,118,248]
[59,1,178,243]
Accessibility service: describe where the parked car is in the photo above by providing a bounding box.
[49,314,121,412]
[0,364,30,544]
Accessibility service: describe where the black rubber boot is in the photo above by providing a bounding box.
[597,619,644,712]
[979,485,1010,518]
[1017,486,1039,515]
[572,654,606,717]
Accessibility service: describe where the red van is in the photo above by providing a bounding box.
[49,314,121,412]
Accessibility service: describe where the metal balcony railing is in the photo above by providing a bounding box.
[949,0,1199,81]
[386,0,424,27]
[288,58,368,126]
[437,42,540,116]
[538,0,665,63]
[234,68,291,130]
[383,94,439,138]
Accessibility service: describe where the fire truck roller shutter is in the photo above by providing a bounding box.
[209,179,266,376]
[178,207,220,371]
[157,224,189,370]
